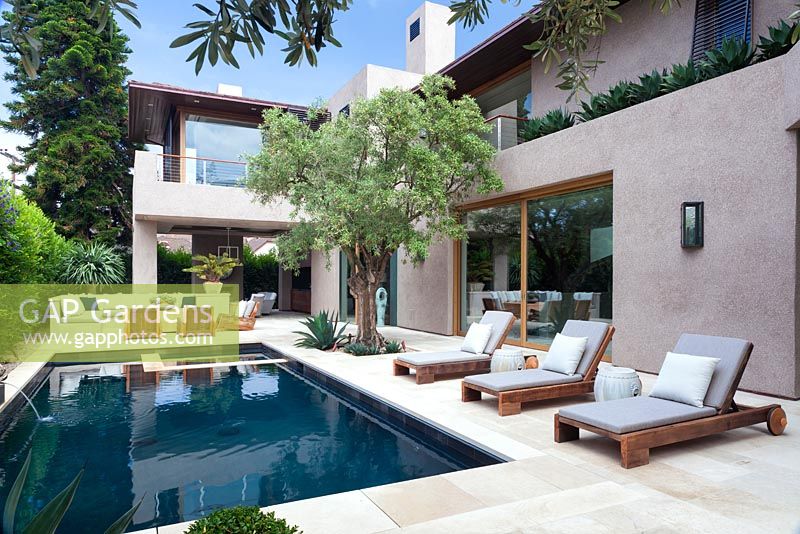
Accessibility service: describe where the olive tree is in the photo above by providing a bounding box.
[246,75,502,346]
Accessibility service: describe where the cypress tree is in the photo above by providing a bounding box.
[1,0,138,247]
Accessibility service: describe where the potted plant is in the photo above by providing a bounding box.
[466,248,494,292]
[182,253,241,293]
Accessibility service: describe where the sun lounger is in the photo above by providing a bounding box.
[554,334,788,468]
[392,311,515,384]
[461,320,614,416]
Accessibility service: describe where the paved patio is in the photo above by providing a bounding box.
[147,314,798,533]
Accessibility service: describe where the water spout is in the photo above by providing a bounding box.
[1,381,52,422]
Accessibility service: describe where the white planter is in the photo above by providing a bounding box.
[467,282,485,292]
[203,282,223,294]
[490,348,525,373]
[594,366,642,402]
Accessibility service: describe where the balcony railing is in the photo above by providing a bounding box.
[156,154,248,187]
[483,114,529,151]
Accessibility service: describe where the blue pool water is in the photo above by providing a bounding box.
[0,361,463,532]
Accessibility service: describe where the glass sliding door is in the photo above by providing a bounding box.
[460,204,522,341]
[525,185,613,348]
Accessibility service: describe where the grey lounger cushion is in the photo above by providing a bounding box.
[672,334,751,411]
[397,351,490,366]
[561,320,611,377]
[559,396,716,434]
[480,311,515,354]
[465,369,583,392]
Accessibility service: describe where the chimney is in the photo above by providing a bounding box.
[405,2,456,75]
[216,83,243,97]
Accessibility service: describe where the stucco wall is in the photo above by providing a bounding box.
[310,251,340,315]
[405,1,456,75]
[530,0,798,116]
[326,64,422,119]
[396,241,454,335]
[132,151,293,232]
[477,51,797,398]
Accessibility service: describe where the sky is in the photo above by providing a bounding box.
[0,0,528,161]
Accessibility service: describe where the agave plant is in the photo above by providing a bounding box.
[662,59,705,93]
[343,342,380,356]
[520,108,575,141]
[383,340,404,354]
[575,81,632,122]
[756,20,798,61]
[58,241,125,285]
[3,450,142,534]
[701,37,754,78]
[293,310,348,350]
[628,69,666,104]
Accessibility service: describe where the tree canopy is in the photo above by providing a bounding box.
[246,75,502,344]
[1,0,138,246]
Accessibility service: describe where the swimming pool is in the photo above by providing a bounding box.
[0,353,497,532]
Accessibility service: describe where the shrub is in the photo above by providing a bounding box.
[520,108,574,141]
[183,253,241,283]
[242,246,279,297]
[293,310,348,350]
[184,506,300,534]
[383,340,404,354]
[661,59,705,93]
[628,69,666,105]
[343,342,381,356]
[58,240,126,285]
[0,181,68,283]
[701,37,754,78]
[756,20,798,61]
[157,243,192,284]
[575,81,631,122]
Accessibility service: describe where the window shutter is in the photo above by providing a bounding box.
[691,0,752,61]
[410,18,420,42]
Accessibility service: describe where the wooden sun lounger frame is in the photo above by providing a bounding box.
[553,342,788,468]
[461,325,615,416]
[392,317,516,385]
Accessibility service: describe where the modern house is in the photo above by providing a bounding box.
[129,0,800,399]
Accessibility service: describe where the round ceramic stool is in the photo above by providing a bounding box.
[594,366,642,402]
[490,348,525,373]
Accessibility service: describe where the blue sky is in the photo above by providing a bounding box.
[0,0,527,157]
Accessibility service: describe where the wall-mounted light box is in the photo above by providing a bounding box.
[681,201,704,248]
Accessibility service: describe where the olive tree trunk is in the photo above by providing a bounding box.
[346,248,392,347]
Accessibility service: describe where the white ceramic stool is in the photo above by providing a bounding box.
[490,348,525,373]
[594,366,642,401]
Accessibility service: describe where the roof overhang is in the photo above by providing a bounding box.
[438,0,632,98]
[128,81,323,145]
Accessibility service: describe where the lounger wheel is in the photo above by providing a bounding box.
[767,407,787,436]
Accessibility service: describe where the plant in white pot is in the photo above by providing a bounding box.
[183,253,241,293]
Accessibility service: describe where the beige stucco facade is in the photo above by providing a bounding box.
[399,44,800,398]
[530,0,798,116]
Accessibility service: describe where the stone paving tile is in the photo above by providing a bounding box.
[363,475,486,527]
[442,460,561,506]
[264,490,398,534]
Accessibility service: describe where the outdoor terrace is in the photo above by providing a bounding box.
[122,314,800,534]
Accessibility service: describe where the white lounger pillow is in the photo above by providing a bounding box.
[461,323,493,354]
[650,352,720,408]
[541,333,588,375]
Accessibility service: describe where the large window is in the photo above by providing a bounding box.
[460,204,522,341]
[184,114,261,186]
[459,183,612,350]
